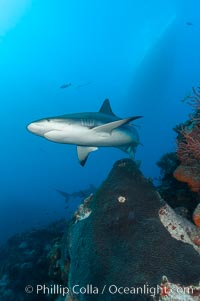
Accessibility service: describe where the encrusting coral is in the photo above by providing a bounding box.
[193,203,200,228]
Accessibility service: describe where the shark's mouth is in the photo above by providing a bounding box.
[44,130,62,141]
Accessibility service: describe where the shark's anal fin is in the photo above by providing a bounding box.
[99,99,115,116]
[92,116,142,134]
[77,146,98,166]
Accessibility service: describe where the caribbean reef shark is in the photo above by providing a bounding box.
[27,99,142,166]
[56,184,97,203]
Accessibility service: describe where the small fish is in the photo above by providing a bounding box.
[60,83,72,89]
[186,22,193,26]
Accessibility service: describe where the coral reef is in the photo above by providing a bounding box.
[158,201,200,252]
[158,276,200,301]
[193,203,200,228]
[64,159,200,301]
[174,86,200,193]
[174,163,200,193]
[156,152,199,219]
[1,159,200,301]
[73,194,93,222]
[0,219,68,301]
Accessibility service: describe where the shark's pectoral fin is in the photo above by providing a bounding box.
[92,116,142,134]
[77,146,98,166]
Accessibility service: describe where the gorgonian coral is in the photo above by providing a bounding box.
[174,85,200,193]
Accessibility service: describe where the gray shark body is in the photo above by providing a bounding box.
[56,184,97,203]
[27,99,142,166]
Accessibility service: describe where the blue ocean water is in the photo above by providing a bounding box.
[0,0,200,244]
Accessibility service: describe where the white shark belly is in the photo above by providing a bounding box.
[44,127,136,147]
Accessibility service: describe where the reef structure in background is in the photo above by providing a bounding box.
[0,220,68,301]
[174,86,200,194]
[63,159,200,301]
[156,152,200,224]
[0,159,200,300]
[173,85,200,229]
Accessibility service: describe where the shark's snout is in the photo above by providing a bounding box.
[27,123,35,132]
[27,121,48,136]
[27,122,40,133]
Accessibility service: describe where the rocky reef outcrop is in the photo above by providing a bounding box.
[0,159,200,301]
[65,159,200,301]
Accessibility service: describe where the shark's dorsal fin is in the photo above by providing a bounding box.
[77,146,98,166]
[99,99,115,116]
[92,116,142,134]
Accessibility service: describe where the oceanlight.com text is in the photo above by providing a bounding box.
[24,283,194,297]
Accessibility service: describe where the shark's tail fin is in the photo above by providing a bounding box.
[118,143,138,160]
